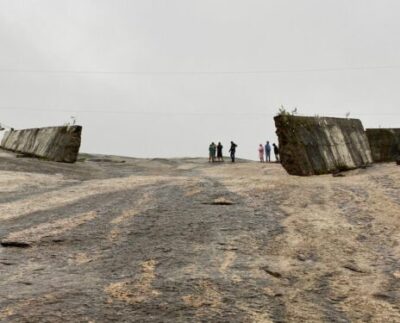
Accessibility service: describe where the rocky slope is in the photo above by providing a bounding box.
[0,150,399,322]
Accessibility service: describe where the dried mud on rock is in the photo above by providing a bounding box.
[0,150,400,322]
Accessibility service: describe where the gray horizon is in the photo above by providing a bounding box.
[1,0,399,160]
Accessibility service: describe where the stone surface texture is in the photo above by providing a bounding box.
[366,128,400,163]
[1,126,82,163]
[1,151,400,322]
[275,115,373,176]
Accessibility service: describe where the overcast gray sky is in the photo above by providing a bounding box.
[0,0,399,159]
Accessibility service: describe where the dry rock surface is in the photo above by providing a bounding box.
[0,149,400,322]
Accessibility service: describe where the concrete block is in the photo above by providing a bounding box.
[1,126,82,163]
[366,128,400,163]
[275,115,372,176]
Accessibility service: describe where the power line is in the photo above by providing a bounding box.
[0,106,398,117]
[0,106,270,116]
[0,65,399,76]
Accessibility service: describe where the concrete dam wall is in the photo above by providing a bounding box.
[274,115,373,176]
[366,128,400,162]
[1,126,82,163]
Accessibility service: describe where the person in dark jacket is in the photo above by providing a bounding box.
[217,142,224,162]
[229,141,238,163]
[209,142,216,163]
[273,143,280,162]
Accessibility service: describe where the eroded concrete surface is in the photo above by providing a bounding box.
[366,128,400,163]
[0,150,400,322]
[1,126,81,163]
[275,116,372,176]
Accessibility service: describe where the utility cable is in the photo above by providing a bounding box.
[0,65,399,76]
[0,106,398,117]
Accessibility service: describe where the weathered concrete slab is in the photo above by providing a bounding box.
[366,128,400,163]
[275,115,372,176]
[1,126,82,163]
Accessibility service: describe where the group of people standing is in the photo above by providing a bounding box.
[209,141,238,163]
[208,141,279,163]
[258,141,279,163]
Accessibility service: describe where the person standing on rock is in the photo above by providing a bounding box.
[217,142,224,162]
[265,141,271,162]
[209,142,216,163]
[229,141,238,163]
[273,143,280,162]
[258,144,265,163]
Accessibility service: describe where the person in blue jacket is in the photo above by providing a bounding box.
[265,141,271,162]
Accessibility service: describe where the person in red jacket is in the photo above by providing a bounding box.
[258,144,264,163]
